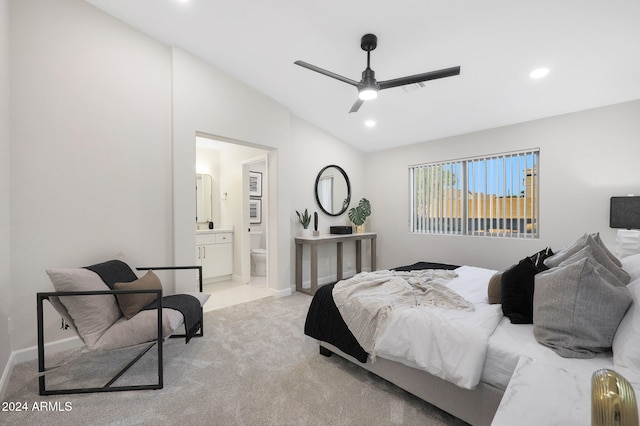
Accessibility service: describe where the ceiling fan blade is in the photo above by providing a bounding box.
[378,66,461,90]
[294,60,360,87]
[349,98,365,113]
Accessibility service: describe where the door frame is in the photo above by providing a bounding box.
[241,154,269,285]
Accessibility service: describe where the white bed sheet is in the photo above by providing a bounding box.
[481,317,619,391]
[481,318,539,390]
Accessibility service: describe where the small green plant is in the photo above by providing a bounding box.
[348,198,371,227]
[296,208,311,229]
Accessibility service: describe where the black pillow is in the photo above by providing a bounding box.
[501,257,541,324]
[529,247,554,270]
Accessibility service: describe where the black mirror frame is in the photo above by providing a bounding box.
[314,164,351,217]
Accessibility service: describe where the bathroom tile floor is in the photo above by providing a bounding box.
[202,277,273,312]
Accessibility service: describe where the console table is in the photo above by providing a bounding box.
[295,232,377,295]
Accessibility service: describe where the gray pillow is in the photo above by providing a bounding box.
[558,245,630,285]
[533,257,632,358]
[543,234,589,268]
[591,232,622,267]
[46,268,122,349]
[544,234,625,278]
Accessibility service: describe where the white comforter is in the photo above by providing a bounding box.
[333,269,468,357]
[373,266,502,389]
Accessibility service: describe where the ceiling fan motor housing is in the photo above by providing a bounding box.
[360,34,379,91]
[360,34,377,52]
[361,68,377,87]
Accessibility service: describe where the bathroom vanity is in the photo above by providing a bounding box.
[196,229,233,282]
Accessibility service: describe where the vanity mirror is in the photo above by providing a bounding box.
[196,174,213,222]
[314,165,351,216]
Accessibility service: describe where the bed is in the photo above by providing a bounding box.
[304,234,640,426]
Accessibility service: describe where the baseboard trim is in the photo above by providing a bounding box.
[0,351,16,402]
[0,335,83,399]
[273,287,291,298]
[13,335,84,364]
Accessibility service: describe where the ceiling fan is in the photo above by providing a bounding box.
[294,34,461,113]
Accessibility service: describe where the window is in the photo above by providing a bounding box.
[409,149,539,238]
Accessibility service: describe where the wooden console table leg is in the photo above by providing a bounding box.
[355,240,362,273]
[295,242,303,293]
[336,241,343,282]
[310,244,318,294]
[371,237,377,271]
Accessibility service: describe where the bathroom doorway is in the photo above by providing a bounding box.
[195,134,273,310]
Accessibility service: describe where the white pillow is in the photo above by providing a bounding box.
[621,253,640,281]
[613,278,640,370]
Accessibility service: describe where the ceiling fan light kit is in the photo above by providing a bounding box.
[358,88,378,101]
[295,33,461,113]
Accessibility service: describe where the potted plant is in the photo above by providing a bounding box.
[296,208,312,237]
[348,198,371,233]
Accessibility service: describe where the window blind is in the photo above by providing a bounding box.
[409,149,539,238]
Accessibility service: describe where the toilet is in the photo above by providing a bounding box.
[250,231,267,276]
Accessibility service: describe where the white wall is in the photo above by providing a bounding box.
[171,50,367,294]
[290,117,367,284]
[0,0,12,390]
[9,0,173,351]
[5,0,367,370]
[366,100,640,271]
[171,48,292,294]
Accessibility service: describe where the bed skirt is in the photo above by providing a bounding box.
[318,341,504,426]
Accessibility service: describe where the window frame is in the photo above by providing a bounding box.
[408,149,540,239]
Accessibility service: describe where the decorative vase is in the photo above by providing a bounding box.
[592,369,638,426]
[300,228,312,237]
[355,225,365,233]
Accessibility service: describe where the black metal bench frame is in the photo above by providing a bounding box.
[37,265,203,395]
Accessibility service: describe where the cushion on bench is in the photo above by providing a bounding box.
[46,259,209,351]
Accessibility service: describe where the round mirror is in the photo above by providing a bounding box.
[315,165,351,216]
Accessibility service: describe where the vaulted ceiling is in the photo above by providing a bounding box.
[86,0,640,152]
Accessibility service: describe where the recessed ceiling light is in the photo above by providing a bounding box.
[529,67,550,79]
[365,120,376,128]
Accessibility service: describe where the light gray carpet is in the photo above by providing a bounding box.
[2,293,468,425]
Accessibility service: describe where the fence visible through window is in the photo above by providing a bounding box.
[409,149,539,238]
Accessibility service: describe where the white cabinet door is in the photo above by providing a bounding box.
[196,232,233,281]
[208,243,233,277]
[196,244,218,279]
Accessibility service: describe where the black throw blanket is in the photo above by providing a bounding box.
[143,294,202,343]
[304,261,460,362]
[85,259,138,290]
[85,260,202,343]
[304,282,369,362]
